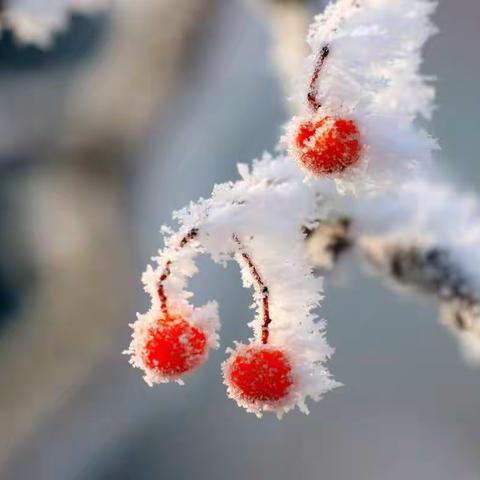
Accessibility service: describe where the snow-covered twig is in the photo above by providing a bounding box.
[128,0,446,417]
[356,178,480,365]
[361,237,480,365]
[127,156,339,417]
[305,179,480,365]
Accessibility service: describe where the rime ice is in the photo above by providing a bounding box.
[125,0,458,417]
[127,155,340,415]
[306,179,480,366]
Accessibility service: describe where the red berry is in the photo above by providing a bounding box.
[225,346,293,403]
[291,116,361,175]
[143,316,208,378]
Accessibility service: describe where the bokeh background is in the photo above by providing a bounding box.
[0,0,479,479]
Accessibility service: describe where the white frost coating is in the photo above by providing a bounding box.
[128,154,340,415]
[352,179,480,289]
[307,177,480,275]
[1,0,110,47]
[126,0,459,412]
[358,229,480,365]
[303,173,480,366]
[180,155,340,415]
[284,0,438,194]
[345,179,480,363]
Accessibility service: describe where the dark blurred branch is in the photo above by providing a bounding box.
[0,0,212,470]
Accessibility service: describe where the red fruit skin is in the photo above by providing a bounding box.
[226,346,293,403]
[143,317,207,378]
[293,116,361,175]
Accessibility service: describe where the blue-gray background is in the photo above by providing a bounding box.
[0,1,479,479]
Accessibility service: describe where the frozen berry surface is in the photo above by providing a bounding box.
[226,346,293,403]
[143,317,208,377]
[292,116,361,175]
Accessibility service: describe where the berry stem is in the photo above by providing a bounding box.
[157,228,199,315]
[307,0,362,112]
[156,228,272,343]
[232,234,272,344]
[307,45,330,112]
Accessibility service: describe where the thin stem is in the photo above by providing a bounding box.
[157,228,198,315]
[232,234,272,344]
[156,229,272,343]
[307,45,330,112]
[307,0,362,112]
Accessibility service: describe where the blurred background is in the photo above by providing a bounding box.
[0,0,479,479]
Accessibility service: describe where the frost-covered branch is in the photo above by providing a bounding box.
[127,156,339,417]
[306,179,480,365]
[127,0,449,417]
[361,237,480,365]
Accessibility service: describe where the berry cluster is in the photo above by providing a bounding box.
[127,227,306,415]
[127,0,440,417]
[127,152,339,417]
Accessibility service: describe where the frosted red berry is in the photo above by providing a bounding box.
[291,116,361,175]
[143,316,208,378]
[225,346,293,403]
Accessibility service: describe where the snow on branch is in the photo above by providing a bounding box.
[306,179,480,365]
[357,180,480,365]
[126,0,454,417]
[127,156,339,417]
